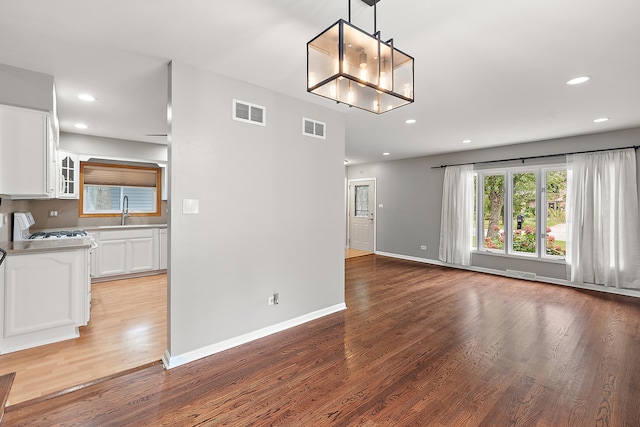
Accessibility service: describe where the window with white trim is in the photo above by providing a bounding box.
[474,165,567,259]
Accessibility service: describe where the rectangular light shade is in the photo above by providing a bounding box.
[307,19,414,114]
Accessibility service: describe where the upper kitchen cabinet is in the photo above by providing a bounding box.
[0,104,57,199]
[57,150,79,199]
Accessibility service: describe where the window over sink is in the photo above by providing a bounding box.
[79,162,162,217]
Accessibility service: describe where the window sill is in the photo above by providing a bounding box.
[472,249,566,264]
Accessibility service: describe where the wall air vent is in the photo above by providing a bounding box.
[506,269,537,281]
[302,117,326,139]
[233,99,266,126]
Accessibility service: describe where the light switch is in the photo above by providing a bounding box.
[182,199,199,214]
[378,204,384,208]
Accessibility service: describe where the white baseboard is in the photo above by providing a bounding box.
[162,302,347,369]
[374,251,640,299]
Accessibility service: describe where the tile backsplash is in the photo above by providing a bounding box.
[0,197,167,242]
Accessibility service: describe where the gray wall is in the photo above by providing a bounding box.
[347,127,640,280]
[167,62,345,359]
[60,132,168,163]
[0,63,54,111]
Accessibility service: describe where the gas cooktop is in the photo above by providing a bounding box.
[29,230,89,240]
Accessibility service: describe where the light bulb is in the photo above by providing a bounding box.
[347,89,355,104]
[403,84,412,98]
[359,50,368,83]
[379,72,387,90]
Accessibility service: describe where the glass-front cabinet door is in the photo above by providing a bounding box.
[58,150,80,199]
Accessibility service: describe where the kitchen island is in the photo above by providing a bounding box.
[0,238,92,354]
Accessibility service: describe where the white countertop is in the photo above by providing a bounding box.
[0,237,94,254]
[82,224,167,231]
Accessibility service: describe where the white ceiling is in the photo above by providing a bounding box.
[1,0,639,165]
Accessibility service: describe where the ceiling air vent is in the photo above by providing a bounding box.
[302,117,326,139]
[233,99,266,126]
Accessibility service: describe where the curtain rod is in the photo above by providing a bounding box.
[431,145,639,169]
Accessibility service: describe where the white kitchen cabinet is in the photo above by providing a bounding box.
[159,228,167,270]
[0,104,57,199]
[0,248,90,354]
[94,228,160,278]
[57,150,80,199]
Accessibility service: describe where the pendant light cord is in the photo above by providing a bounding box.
[348,0,378,34]
[374,0,377,34]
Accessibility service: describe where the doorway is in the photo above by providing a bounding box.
[348,179,375,252]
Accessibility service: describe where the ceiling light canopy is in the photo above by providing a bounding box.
[74,123,88,129]
[593,117,609,123]
[307,0,414,114]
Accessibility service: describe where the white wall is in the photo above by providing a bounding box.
[166,62,345,365]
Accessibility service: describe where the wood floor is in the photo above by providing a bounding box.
[345,248,373,259]
[5,255,640,426]
[0,274,166,405]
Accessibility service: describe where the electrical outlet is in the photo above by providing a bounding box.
[49,210,58,217]
[420,245,427,250]
[268,293,280,306]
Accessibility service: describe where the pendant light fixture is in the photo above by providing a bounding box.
[307,0,414,114]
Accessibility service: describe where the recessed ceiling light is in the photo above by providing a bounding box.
[78,93,96,102]
[383,152,390,156]
[593,117,609,123]
[74,123,88,129]
[566,76,590,85]
[405,119,416,124]
[462,139,472,144]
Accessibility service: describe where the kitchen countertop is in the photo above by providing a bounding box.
[0,238,94,255]
[82,224,167,231]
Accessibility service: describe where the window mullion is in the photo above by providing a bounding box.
[505,172,513,254]
[538,172,545,259]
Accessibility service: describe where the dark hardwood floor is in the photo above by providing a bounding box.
[4,255,640,426]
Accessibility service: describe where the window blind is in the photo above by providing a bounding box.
[82,163,159,187]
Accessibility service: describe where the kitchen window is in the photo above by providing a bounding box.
[79,162,162,217]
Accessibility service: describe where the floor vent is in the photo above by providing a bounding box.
[302,117,326,139]
[233,99,266,126]
[506,269,537,281]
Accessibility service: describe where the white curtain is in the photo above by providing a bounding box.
[439,164,474,266]
[566,148,640,289]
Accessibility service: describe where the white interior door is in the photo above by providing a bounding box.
[349,179,375,251]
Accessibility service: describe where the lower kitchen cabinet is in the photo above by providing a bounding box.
[0,248,90,354]
[159,228,167,270]
[94,228,160,278]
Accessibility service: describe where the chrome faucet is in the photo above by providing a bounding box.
[121,195,130,225]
